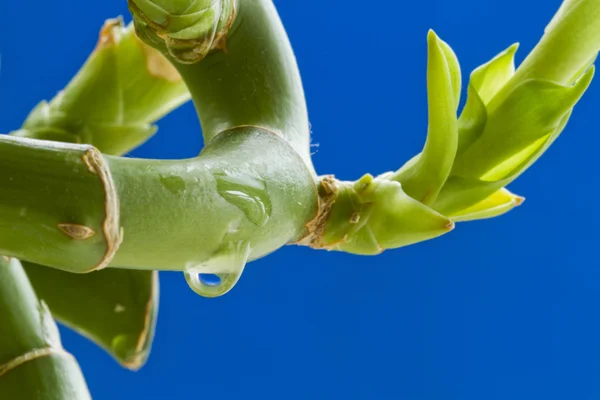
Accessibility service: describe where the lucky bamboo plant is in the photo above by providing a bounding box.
[1,0,599,398]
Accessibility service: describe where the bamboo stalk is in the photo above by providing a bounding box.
[15,18,190,155]
[2,0,597,397]
[0,127,317,272]
[2,0,599,271]
[502,0,600,91]
[130,0,315,168]
[13,17,189,369]
[0,257,91,399]
[0,137,120,273]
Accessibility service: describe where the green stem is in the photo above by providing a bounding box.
[518,0,600,83]
[130,0,315,169]
[0,137,120,273]
[0,257,91,399]
[10,17,184,369]
[0,128,317,272]
[492,0,600,107]
[111,126,317,270]
[430,0,600,216]
[16,18,190,155]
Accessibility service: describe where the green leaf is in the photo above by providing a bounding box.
[392,31,459,205]
[79,124,158,156]
[23,263,158,371]
[508,109,573,180]
[435,106,570,216]
[458,43,519,153]
[22,18,190,155]
[432,175,510,216]
[453,66,594,180]
[0,257,91,399]
[438,37,462,108]
[450,188,524,222]
[472,43,518,104]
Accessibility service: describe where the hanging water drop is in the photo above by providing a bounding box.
[184,241,251,298]
[213,170,272,226]
[199,274,221,286]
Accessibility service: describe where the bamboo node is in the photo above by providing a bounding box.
[81,148,123,271]
[293,175,339,249]
[0,348,74,378]
[58,224,96,240]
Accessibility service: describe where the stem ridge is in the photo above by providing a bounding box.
[81,148,123,272]
[0,348,74,378]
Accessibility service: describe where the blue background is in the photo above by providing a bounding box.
[1,0,599,399]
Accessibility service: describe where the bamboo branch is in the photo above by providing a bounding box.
[505,0,600,89]
[0,257,91,399]
[11,18,190,369]
[2,0,596,397]
[14,18,190,155]
[2,0,599,288]
[431,0,599,216]
[3,0,319,303]
[129,0,315,168]
[0,137,120,273]
[0,129,318,273]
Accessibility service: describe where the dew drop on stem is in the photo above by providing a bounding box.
[213,170,272,226]
[184,241,251,298]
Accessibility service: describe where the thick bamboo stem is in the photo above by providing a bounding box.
[130,0,315,169]
[0,258,91,399]
[491,0,600,108]
[0,127,317,272]
[0,137,120,273]
[6,17,192,371]
[15,19,190,155]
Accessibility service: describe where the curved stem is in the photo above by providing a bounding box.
[0,137,119,273]
[518,0,600,83]
[0,128,317,272]
[9,17,179,369]
[131,0,315,170]
[16,18,190,155]
[0,258,91,399]
[491,0,600,108]
[111,126,317,270]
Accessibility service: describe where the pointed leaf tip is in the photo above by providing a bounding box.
[391,29,459,205]
[435,34,462,108]
[472,43,519,104]
[24,264,159,370]
[449,188,525,222]
[456,44,519,154]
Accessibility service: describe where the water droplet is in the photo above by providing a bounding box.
[213,171,272,226]
[199,274,221,286]
[184,241,251,298]
[159,174,186,195]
